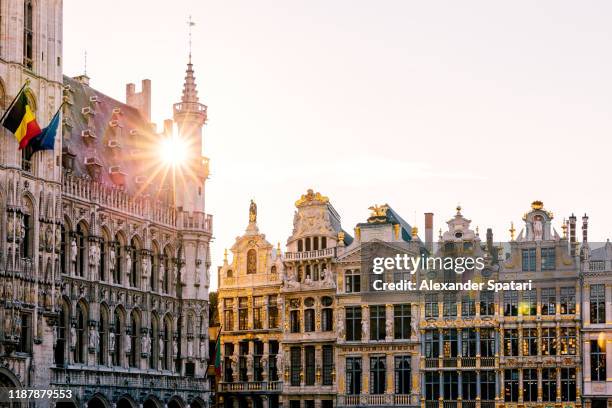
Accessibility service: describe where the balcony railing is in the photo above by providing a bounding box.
[219,381,281,392]
[284,247,336,261]
[338,394,413,407]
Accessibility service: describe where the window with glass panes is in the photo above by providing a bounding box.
[521,290,536,316]
[287,309,299,333]
[523,368,537,401]
[541,247,556,270]
[425,372,439,400]
[322,345,334,385]
[590,284,605,323]
[504,369,519,402]
[522,248,536,271]
[443,329,458,358]
[322,297,333,332]
[560,328,576,355]
[345,270,361,293]
[522,328,537,356]
[542,368,556,402]
[462,371,477,400]
[305,346,315,385]
[560,287,576,315]
[346,357,362,395]
[461,295,475,317]
[269,340,279,380]
[425,330,439,358]
[394,356,410,395]
[370,356,386,394]
[479,291,494,316]
[561,368,576,401]
[290,347,301,386]
[425,294,438,318]
[239,342,248,381]
[462,329,477,357]
[480,371,495,401]
[238,297,248,330]
[224,343,234,382]
[541,328,557,356]
[370,305,386,341]
[268,295,279,328]
[253,296,264,329]
[443,372,458,400]
[224,299,234,330]
[394,304,411,340]
[504,291,518,316]
[541,288,556,315]
[504,329,518,356]
[443,293,457,317]
[591,340,606,381]
[304,309,315,332]
[480,328,495,357]
[254,341,264,381]
[346,306,362,341]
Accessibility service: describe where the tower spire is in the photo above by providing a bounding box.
[187,15,195,64]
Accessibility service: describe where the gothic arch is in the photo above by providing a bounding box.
[115,394,138,408]
[74,300,89,363]
[98,303,110,365]
[0,76,7,109]
[87,393,112,408]
[142,395,163,408]
[190,397,206,408]
[167,396,186,408]
[128,308,142,367]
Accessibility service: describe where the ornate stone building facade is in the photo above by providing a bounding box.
[217,196,587,408]
[0,1,212,407]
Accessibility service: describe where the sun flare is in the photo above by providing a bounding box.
[159,136,188,167]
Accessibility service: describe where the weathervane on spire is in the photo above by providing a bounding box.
[187,15,195,62]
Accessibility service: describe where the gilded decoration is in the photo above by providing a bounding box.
[295,189,329,207]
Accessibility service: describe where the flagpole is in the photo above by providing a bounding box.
[0,80,29,125]
[29,101,65,160]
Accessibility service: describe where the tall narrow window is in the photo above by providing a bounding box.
[591,340,606,381]
[541,247,556,270]
[23,1,33,69]
[480,328,495,357]
[504,369,519,402]
[523,369,537,401]
[99,238,106,281]
[394,304,411,340]
[590,284,605,323]
[224,343,234,382]
[520,290,536,316]
[462,371,477,400]
[504,291,518,316]
[76,224,86,276]
[504,329,518,356]
[16,313,31,353]
[305,346,315,385]
[238,297,248,330]
[254,341,264,381]
[129,311,140,367]
[345,270,361,293]
[541,288,556,315]
[425,294,439,318]
[21,213,32,258]
[560,328,576,355]
[479,291,494,316]
[269,341,279,381]
[74,304,86,363]
[99,308,108,365]
[54,302,68,365]
[461,295,475,317]
[424,330,440,358]
[321,297,333,332]
[239,342,248,381]
[346,357,362,395]
[542,368,556,402]
[561,368,576,401]
[394,355,410,395]
[322,345,333,385]
[253,296,263,330]
[443,293,457,317]
[560,287,576,315]
[481,371,495,401]
[443,329,458,358]
[268,295,278,329]
[370,305,386,341]
[290,347,301,386]
[443,372,458,400]
[522,328,537,356]
[541,328,557,356]
[425,372,439,400]
[370,356,385,394]
[345,306,362,341]
[60,226,67,274]
[462,329,477,357]
[223,299,234,330]
[521,248,536,271]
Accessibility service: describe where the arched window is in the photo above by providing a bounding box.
[313,236,319,251]
[99,231,109,281]
[23,0,34,69]
[129,310,141,367]
[0,80,6,109]
[150,243,159,292]
[128,238,140,288]
[21,197,34,259]
[305,237,311,252]
[163,317,172,371]
[54,300,69,366]
[76,223,87,277]
[163,246,173,294]
[304,298,315,332]
[75,302,87,363]
[297,240,303,252]
[150,314,159,369]
[60,225,67,274]
[113,308,124,366]
[99,306,109,365]
[246,249,257,274]
[113,234,124,284]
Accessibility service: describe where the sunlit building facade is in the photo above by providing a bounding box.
[0,1,212,406]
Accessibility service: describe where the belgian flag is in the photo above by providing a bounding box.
[2,89,41,149]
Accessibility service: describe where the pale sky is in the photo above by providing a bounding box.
[64,1,612,290]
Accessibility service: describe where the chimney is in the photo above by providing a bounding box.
[569,214,577,256]
[486,228,498,264]
[163,119,174,136]
[424,212,433,252]
[126,79,152,122]
[582,214,589,243]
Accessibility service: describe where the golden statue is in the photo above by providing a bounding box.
[368,204,389,218]
[295,189,329,206]
[249,199,257,223]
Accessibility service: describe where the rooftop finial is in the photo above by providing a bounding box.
[187,16,195,63]
[84,50,87,76]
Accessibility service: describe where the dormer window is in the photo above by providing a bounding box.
[84,156,103,180]
[81,106,94,116]
[89,95,100,103]
[109,166,127,186]
[81,129,96,143]
[112,107,122,115]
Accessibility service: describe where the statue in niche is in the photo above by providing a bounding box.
[249,200,257,223]
[159,263,165,289]
[109,247,116,272]
[70,325,76,349]
[109,331,115,351]
[533,215,543,241]
[322,268,335,288]
[159,337,164,357]
[125,251,132,279]
[70,238,77,263]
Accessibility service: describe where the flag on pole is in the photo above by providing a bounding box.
[28,106,61,156]
[213,330,222,375]
[1,88,41,149]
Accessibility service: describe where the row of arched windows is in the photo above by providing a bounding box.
[58,222,175,294]
[55,300,177,371]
